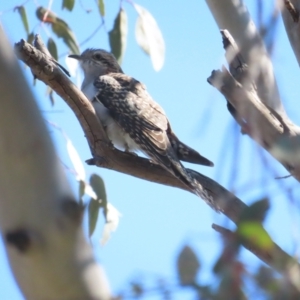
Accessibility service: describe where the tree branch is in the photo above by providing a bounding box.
[206,0,285,115]
[212,224,300,291]
[281,0,300,66]
[208,30,300,181]
[0,29,111,300]
[14,38,300,281]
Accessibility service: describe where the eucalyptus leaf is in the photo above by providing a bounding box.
[109,9,127,64]
[90,174,107,204]
[177,245,200,286]
[62,0,75,11]
[15,6,29,34]
[89,174,107,237]
[66,137,85,181]
[134,4,165,71]
[239,198,270,223]
[27,32,34,44]
[88,198,102,237]
[98,0,105,16]
[47,38,58,60]
[36,7,79,54]
[78,180,85,202]
[238,221,273,250]
[100,203,121,245]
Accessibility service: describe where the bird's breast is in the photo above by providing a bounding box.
[81,82,139,152]
[92,100,140,152]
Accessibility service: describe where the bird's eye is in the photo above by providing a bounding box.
[93,53,102,60]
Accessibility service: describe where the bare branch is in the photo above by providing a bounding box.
[208,30,300,181]
[281,0,300,66]
[206,0,285,114]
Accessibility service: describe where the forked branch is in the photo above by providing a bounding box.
[208,30,300,181]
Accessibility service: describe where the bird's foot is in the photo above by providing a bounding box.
[124,144,138,156]
[86,155,106,166]
[124,149,138,157]
[148,159,157,165]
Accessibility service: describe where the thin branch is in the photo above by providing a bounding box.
[212,224,300,291]
[79,20,105,47]
[0,0,31,15]
[59,21,105,58]
[14,38,300,279]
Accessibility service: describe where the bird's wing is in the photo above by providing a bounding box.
[93,73,211,200]
[93,73,171,158]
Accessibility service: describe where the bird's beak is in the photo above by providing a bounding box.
[68,54,81,60]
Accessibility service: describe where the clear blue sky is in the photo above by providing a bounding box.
[1,0,300,299]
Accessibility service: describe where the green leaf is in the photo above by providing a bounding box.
[238,221,273,250]
[15,6,29,34]
[46,86,55,106]
[88,174,107,237]
[90,174,107,204]
[66,137,85,181]
[88,197,102,237]
[177,245,200,286]
[239,198,270,223]
[47,38,58,60]
[52,22,79,54]
[78,179,85,202]
[36,7,57,23]
[62,0,75,11]
[100,203,121,245]
[36,7,80,54]
[98,0,105,16]
[27,32,34,44]
[134,4,165,71]
[130,282,144,297]
[109,9,127,64]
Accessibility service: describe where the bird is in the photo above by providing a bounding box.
[68,49,214,198]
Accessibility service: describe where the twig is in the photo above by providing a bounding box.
[0,0,31,15]
[79,20,105,47]
[213,224,300,291]
[34,34,70,76]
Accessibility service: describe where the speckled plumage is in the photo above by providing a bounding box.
[69,49,213,197]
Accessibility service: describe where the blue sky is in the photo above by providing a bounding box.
[1,0,300,299]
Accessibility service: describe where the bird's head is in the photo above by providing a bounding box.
[68,49,123,77]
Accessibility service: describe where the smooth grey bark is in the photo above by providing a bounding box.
[0,27,111,300]
[281,0,300,66]
[206,0,285,115]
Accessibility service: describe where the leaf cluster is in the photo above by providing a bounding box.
[15,0,165,70]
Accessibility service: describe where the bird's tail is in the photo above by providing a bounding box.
[166,154,218,210]
[169,133,213,166]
